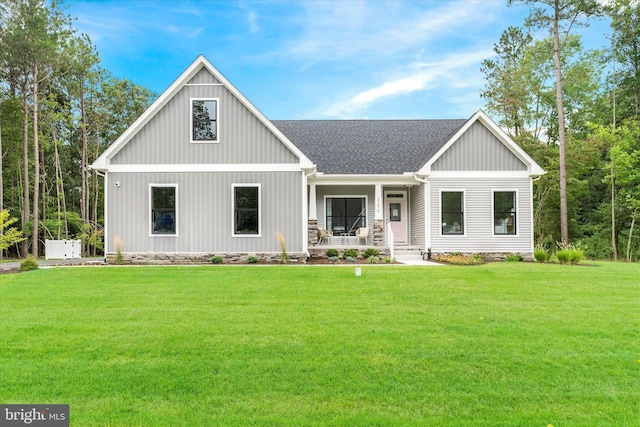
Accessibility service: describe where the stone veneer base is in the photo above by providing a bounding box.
[107,252,307,265]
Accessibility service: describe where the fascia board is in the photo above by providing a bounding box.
[418,109,546,177]
[309,174,417,186]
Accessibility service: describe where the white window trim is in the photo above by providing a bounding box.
[149,183,178,237]
[491,188,519,237]
[323,195,369,233]
[190,97,219,144]
[439,189,466,237]
[232,183,261,238]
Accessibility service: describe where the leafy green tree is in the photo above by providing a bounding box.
[0,208,25,251]
[509,0,602,244]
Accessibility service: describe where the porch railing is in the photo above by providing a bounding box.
[386,222,394,259]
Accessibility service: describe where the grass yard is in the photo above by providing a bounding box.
[1,262,639,426]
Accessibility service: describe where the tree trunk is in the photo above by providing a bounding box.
[553,0,569,244]
[611,165,618,261]
[627,208,636,262]
[32,63,40,258]
[21,80,30,258]
[80,86,88,256]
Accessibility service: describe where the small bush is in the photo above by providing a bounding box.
[344,256,357,263]
[327,256,340,262]
[363,248,379,258]
[326,248,339,258]
[534,247,549,263]
[209,255,224,264]
[383,257,394,263]
[435,253,484,266]
[246,256,258,264]
[505,253,524,262]
[367,256,379,264]
[556,241,584,265]
[20,255,39,271]
[343,248,359,259]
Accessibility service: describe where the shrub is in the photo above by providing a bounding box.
[344,256,357,263]
[383,257,394,263]
[343,248,359,259]
[326,248,339,258]
[20,255,39,271]
[209,255,224,264]
[327,256,340,262]
[363,248,379,258]
[367,256,379,264]
[435,253,484,266]
[556,241,584,265]
[505,253,524,262]
[246,256,259,264]
[534,247,549,263]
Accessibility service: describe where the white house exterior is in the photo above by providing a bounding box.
[92,55,545,263]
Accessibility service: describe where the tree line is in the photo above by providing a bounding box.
[482,0,640,261]
[0,0,154,258]
[2,0,640,261]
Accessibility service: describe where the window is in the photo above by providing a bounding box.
[192,99,217,142]
[151,185,177,235]
[494,191,516,235]
[233,185,260,236]
[441,191,464,235]
[326,197,366,236]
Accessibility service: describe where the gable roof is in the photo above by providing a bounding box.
[273,119,466,175]
[92,55,313,171]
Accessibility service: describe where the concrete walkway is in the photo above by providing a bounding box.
[0,257,105,272]
[394,253,444,266]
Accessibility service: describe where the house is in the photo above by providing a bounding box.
[92,55,545,264]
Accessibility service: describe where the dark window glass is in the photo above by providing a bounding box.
[234,186,259,235]
[442,191,464,235]
[152,186,176,234]
[192,100,217,141]
[326,198,366,236]
[494,191,516,235]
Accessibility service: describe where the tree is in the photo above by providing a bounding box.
[509,0,602,243]
[0,208,25,251]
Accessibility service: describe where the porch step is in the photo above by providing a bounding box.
[393,246,441,266]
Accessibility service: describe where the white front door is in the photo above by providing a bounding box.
[385,192,407,244]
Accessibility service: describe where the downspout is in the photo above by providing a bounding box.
[93,169,107,258]
[413,173,431,259]
[530,174,542,255]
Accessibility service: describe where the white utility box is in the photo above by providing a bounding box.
[45,239,82,260]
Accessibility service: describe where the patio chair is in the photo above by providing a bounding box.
[355,227,369,245]
[317,228,333,245]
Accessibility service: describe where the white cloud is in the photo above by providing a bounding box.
[247,10,260,34]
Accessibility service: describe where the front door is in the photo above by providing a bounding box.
[385,192,407,244]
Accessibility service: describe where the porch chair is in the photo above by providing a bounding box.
[317,228,333,245]
[355,227,369,245]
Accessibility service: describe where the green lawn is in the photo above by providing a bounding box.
[1,263,638,426]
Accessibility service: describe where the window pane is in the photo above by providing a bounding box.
[152,187,176,234]
[326,198,366,235]
[235,186,259,234]
[442,192,463,235]
[193,100,217,141]
[494,191,516,235]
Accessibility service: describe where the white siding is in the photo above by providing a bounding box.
[410,184,426,247]
[429,177,533,253]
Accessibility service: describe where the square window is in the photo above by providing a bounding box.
[192,99,217,142]
[151,185,176,235]
[441,191,464,235]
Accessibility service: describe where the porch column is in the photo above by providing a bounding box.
[374,184,384,246]
[308,184,318,246]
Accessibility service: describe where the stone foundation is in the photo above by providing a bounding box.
[308,246,390,262]
[373,219,384,246]
[308,219,318,246]
[431,251,534,262]
[106,252,307,265]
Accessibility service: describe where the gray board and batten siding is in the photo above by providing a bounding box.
[410,183,426,248]
[431,121,527,172]
[107,171,303,254]
[111,68,299,166]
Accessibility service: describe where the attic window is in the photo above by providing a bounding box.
[192,99,218,142]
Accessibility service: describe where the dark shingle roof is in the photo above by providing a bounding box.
[273,119,467,175]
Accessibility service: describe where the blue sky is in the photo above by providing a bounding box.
[67,0,612,120]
